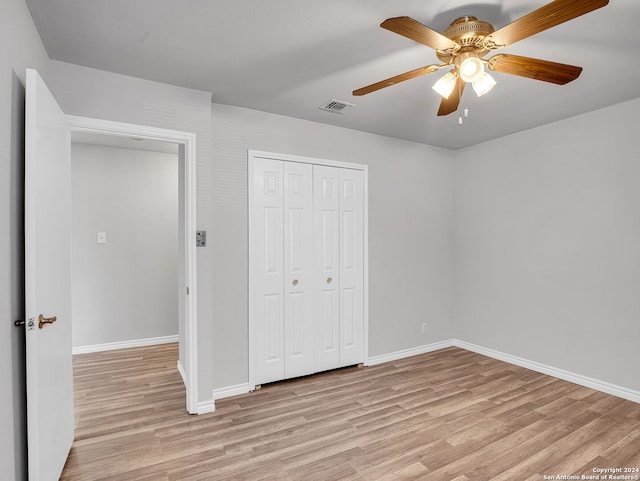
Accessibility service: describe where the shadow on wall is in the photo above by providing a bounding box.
[10,70,28,481]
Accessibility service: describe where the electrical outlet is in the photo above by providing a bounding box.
[421,322,427,333]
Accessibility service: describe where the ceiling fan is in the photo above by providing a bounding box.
[353,0,609,116]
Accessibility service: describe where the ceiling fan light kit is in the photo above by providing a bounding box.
[432,70,458,99]
[353,0,609,116]
[457,52,484,83]
[471,72,497,97]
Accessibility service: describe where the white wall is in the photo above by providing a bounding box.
[210,104,455,389]
[1,0,50,478]
[71,143,178,348]
[454,98,640,392]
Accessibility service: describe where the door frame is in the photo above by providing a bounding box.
[68,115,199,414]
[247,150,369,390]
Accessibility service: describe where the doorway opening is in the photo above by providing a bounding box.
[68,116,198,414]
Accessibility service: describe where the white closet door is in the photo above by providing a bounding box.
[283,162,315,378]
[339,168,365,366]
[313,165,341,371]
[251,158,285,384]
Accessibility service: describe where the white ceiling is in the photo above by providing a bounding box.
[26,0,640,149]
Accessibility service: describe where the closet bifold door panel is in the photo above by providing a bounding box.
[339,168,365,367]
[283,161,314,379]
[249,152,367,388]
[251,158,285,385]
[313,165,341,372]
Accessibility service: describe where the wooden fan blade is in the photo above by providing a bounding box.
[488,0,608,47]
[488,54,582,85]
[353,64,442,96]
[381,17,459,51]
[437,76,465,116]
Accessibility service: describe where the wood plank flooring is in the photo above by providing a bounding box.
[61,344,640,480]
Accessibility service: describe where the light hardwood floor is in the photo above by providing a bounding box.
[61,344,640,480]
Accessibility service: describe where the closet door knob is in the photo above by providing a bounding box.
[326,277,333,284]
[292,279,299,286]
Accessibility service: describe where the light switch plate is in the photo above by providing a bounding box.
[97,232,107,244]
[196,231,206,247]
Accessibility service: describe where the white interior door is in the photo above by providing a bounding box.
[251,158,285,384]
[283,162,315,378]
[313,165,341,372]
[339,168,365,366]
[25,68,74,481]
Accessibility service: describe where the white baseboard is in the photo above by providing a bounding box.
[192,338,640,415]
[72,335,179,355]
[176,360,186,386]
[366,339,454,366]
[453,339,640,404]
[197,399,215,415]
[213,383,252,401]
[194,383,252,414]
[363,338,640,404]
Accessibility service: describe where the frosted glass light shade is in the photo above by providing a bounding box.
[459,57,484,82]
[472,72,497,97]
[432,70,458,99]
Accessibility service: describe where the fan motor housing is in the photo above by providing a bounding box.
[436,16,495,63]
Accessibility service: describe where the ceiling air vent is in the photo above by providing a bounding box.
[319,99,357,114]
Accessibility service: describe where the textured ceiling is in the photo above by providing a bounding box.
[26,0,640,149]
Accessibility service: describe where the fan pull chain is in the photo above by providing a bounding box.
[458,108,470,125]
